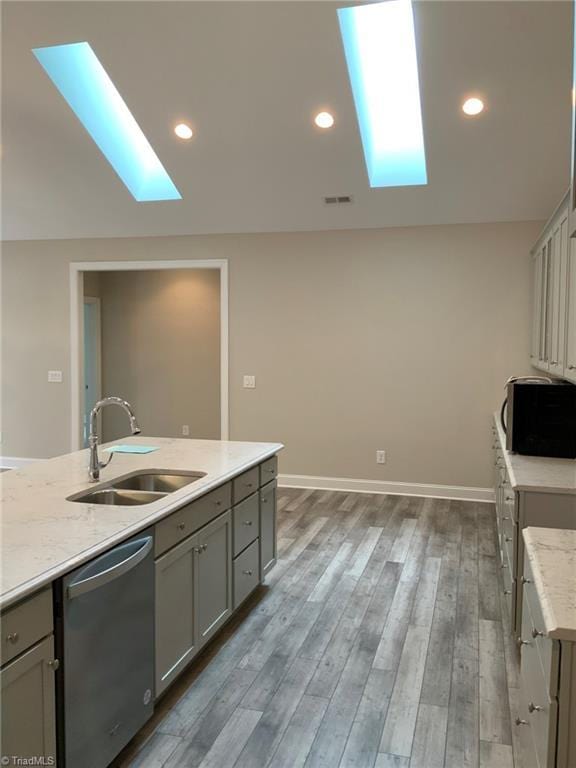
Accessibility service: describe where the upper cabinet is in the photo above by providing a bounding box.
[530,193,571,378]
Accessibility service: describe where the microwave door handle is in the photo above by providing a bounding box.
[67,536,153,600]
[500,398,507,434]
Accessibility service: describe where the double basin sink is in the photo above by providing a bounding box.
[67,470,207,506]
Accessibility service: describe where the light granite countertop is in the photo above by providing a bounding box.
[0,437,283,611]
[493,413,576,494]
[523,527,576,642]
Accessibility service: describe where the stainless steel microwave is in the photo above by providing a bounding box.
[501,378,576,459]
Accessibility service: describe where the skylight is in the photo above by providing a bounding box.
[337,0,427,188]
[32,42,181,202]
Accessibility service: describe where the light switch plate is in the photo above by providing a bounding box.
[243,375,256,389]
[48,370,63,383]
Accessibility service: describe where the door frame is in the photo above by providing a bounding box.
[69,259,229,451]
[83,296,102,446]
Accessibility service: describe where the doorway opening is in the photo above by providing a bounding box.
[70,260,229,451]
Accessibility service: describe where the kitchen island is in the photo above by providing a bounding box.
[0,436,282,768]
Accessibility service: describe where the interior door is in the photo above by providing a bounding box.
[83,297,101,447]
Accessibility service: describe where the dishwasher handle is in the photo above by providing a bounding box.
[67,536,153,600]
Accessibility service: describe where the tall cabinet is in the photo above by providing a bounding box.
[530,193,574,381]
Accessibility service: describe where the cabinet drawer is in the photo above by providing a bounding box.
[520,606,557,768]
[1,588,53,666]
[502,549,515,622]
[155,483,232,557]
[233,493,259,557]
[233,539,260,609]
[259,456,278,486]
[233,467,259,505]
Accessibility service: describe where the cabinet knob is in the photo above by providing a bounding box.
[518,638,531,647]
[528,702,543,713]
[178,522,186,531]
[505,536,512,543]
[503,589,512,595]
[193,546,202,554]
[515,718,528,726]
[6,632,19,644]
[550,361,559,366]
[505,496,514,502]
[242,570,253,576]
[521,577,532,584]
[501,562,508,569]
[531,627,544,639]
[246,483,254,489]
[568,365,576,371]
[503,516,511,521]
[215,500,222,507]
[202,544,208,552]
[47,659,60,671]
[243,520,253,526]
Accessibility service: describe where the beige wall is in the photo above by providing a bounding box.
[1,222,540,488]
[97,269,220,441]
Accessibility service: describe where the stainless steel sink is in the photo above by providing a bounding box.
[112,470,206,494]
[69,488,166,506]
[67,469,206,506]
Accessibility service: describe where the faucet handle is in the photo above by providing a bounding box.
[99,451,114,471]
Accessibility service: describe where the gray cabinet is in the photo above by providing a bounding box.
[154,457,278,698]
[260,480,277,577]
[1,635,57,764]
[196,510,232,647]
[155,534,198,696]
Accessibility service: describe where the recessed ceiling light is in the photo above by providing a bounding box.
[314,111,335,129]
[174,123,193,140]
[462,97,484,116]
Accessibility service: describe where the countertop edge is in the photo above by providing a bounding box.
[0,442,283,612]
[523,527,576,643]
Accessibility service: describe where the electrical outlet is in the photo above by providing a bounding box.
[182,425,190,436]
[243,375,256,389]
[376,450,386,464]
[48,370,63,383]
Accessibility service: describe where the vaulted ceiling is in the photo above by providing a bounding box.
[1,0,572,240]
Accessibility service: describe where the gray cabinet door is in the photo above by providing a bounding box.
[195,510,232,647]
[155,535,198,696]
[260,480,277,577]
[0,635,57,763]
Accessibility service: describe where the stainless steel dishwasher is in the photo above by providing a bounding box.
[55,530,155,768]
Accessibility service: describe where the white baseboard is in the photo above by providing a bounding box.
[0,456,41,470]
[277,474,494,503]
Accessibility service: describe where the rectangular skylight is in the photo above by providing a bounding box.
[338,0,427,188]
[33,42,181,202]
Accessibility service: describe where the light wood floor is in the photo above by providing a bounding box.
[115,489,521,768]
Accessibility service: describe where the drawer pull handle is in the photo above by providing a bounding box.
[6,632,19,644]
[528,702,543,713]
[568,365,576,371]
[47,659,60,671]
[531,627,544,639]
[515,718,528,726]
[242,570,253,576]
[178,523,186,531]
[243,520,253,526]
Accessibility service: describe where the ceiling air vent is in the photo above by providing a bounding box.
[324,195,353,205]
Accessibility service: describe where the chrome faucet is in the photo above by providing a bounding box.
[88,397,141,481]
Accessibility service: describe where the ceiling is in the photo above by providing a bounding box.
[1,0,573,241]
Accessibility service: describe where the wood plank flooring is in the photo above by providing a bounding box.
[114,489,520,768]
